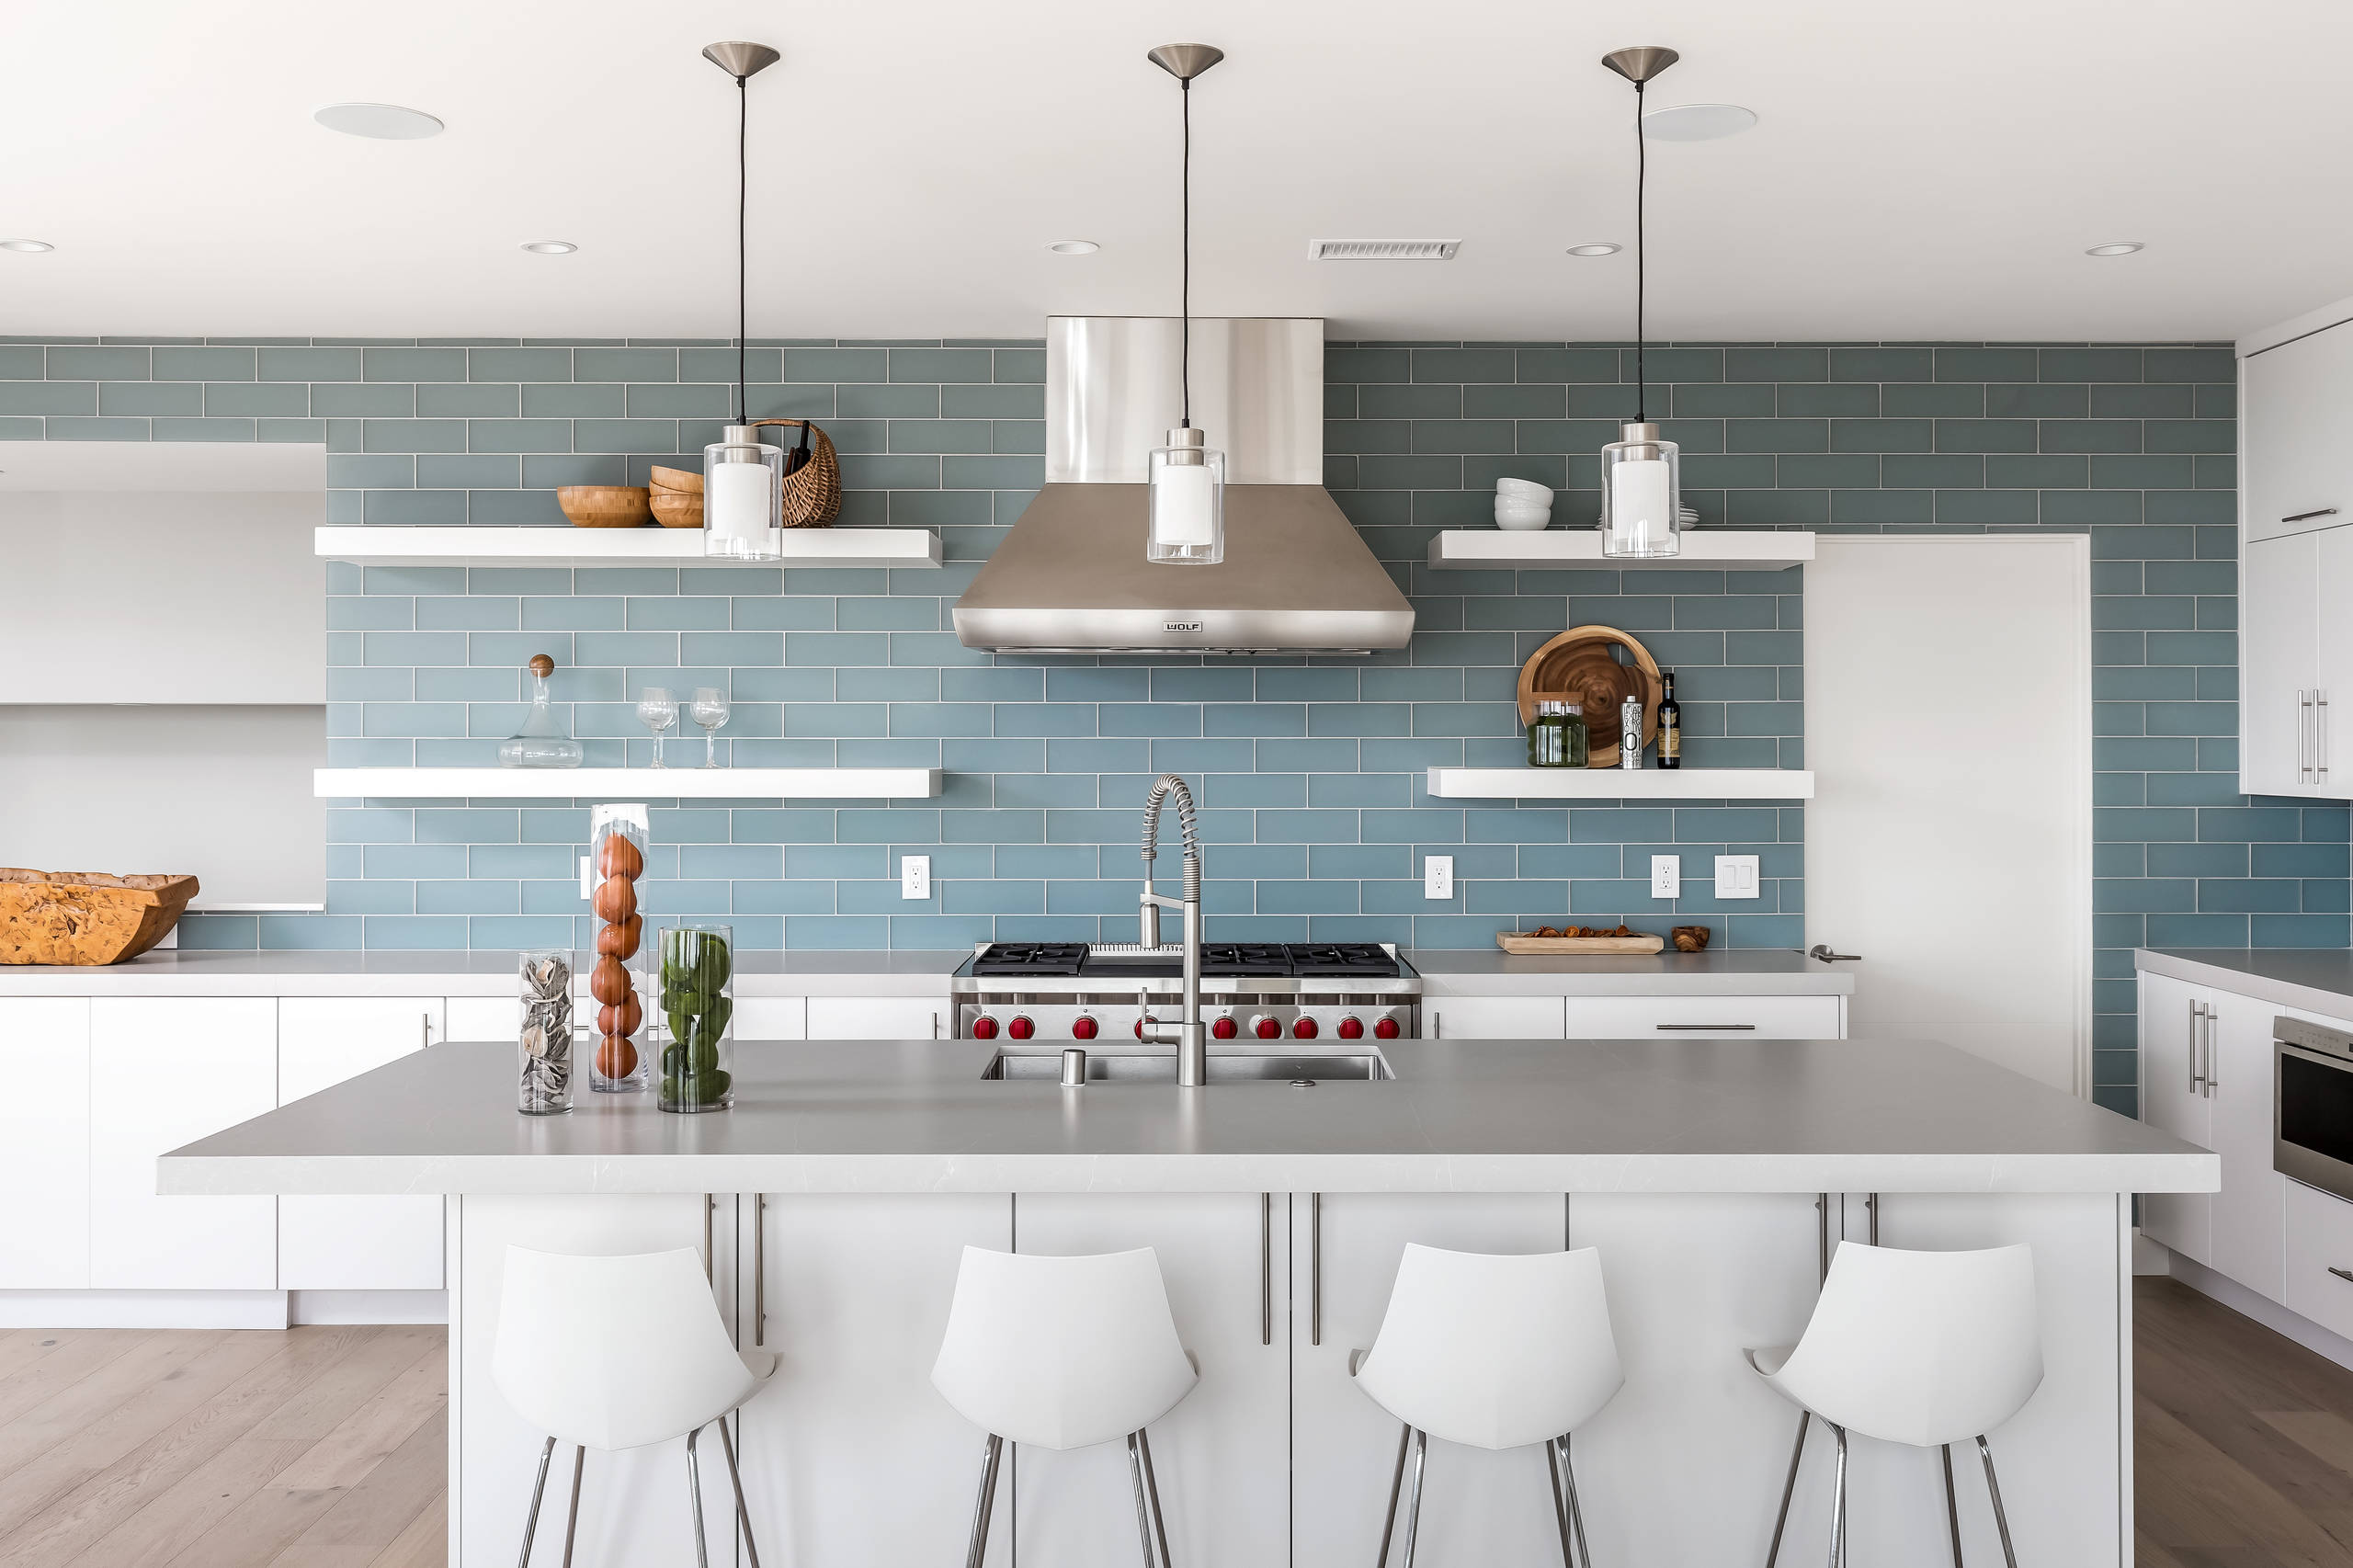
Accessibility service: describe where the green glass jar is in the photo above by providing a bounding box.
[1528,700,1588,768]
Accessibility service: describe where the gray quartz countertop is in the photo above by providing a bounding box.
[2138,949,2353,1018]
[1404,949,1851,995]
[162,1036,2209,1199]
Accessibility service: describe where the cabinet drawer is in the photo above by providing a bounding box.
[2285,1177,2353,1342]
[1564,994,1844,1040]
[1422,996,1566,1040]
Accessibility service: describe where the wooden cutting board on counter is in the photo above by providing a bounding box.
[1496,932,1666,955]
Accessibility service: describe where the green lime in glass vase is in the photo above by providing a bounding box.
[657,923,734,1113]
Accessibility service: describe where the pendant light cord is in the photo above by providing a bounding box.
[1634,76,1647,426]
[1180,77,1192,430]
[735,71,750,426]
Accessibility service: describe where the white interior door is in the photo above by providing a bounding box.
[1804,535,2092,1093]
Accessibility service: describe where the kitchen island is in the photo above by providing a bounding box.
[165,1036,2207,1568]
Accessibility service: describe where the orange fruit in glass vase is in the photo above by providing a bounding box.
[590,955,631,1006]
[597,915,642,960]
[592,875,636,925]
[596,1035,638,1079]
[598,835,644,880]
[598,996,642,1038]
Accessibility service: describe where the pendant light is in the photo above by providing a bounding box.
[1144,43,1227,566]
[701,40,786,561]
[1597,46,1683,560]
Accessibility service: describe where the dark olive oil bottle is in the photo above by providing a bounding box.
[1656,671,1682,769]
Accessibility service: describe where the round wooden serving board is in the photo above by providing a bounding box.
[1516,624,1663,766]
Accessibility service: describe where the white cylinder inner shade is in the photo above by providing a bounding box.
[706,464,771,546]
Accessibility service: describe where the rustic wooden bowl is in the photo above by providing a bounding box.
[557,485,653,528]
[1517,624,1664,767]
[650,490,705,529]
[649,465,704,495]
[0,869,199,965]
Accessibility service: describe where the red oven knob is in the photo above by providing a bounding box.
[1008,1016,1034,1040]
[1337,1016,1364,1040]
[1135,1018,1147,1040]
[972,1016,999,1040]
[1374,1017,1402,1040]
[1212,1016,1239,1040]
[1072,1016,1097,1040]
[1255,1016,1281,1040]
[1293,1017,1320,1040]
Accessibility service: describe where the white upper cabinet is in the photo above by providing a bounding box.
[2244,319,2353,545]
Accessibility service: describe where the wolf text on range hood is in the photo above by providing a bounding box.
[951,317,1415,655]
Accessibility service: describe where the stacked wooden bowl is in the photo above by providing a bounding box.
[648,465,704,528]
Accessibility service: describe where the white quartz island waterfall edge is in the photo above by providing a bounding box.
[160,1038,2204,1568]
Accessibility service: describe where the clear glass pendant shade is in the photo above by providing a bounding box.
[1599,421,1682,559]
[703,424,783,560]
[1146,426,1225,565]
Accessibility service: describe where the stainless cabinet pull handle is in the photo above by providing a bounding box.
[2321,691,2331,785]
[703,1194,715,1284]
[2302,691,2315,783]
[755,1194,767,1346]
[2331,1266,2353,1285]
[2188,999,2204,1092]
[1310,1193,1323,1347]
[1260,1193,1272,1347]
[1656,1023,1758,1031]
[2203,1003,2218,1096]
[2286,508,2340,523]
[1431,1011,1441,1040]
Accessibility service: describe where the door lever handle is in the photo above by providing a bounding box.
[2331,1266,2353,1285]
[1806,945,1861,963]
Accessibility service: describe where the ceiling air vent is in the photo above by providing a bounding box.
[1307,239,1461,261]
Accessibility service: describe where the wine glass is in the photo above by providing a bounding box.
[636,687,677,768]
[688,687,731,768]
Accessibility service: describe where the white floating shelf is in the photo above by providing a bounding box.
[315,526,941,570]
[1427,767,1814,801]
[314,767,941,801]
[1427,530,1814,572]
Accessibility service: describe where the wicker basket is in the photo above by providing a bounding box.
[745,419,842,528]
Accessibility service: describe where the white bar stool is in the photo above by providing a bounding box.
[493,1244,776,1567]
[1351,1244,1624,1568]
[931,1245,1200,1568]
[1750,1241,2042,1568]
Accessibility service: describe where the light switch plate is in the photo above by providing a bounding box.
[1651,855,1681,898]
[1714,855,1760,899]
[901,855,931,900]
[1424,856,1454,900]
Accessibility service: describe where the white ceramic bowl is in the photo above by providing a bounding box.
[1495,477,1554,501]
[1494,502,1552,532]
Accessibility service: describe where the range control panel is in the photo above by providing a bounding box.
[958,1000,1413,1044]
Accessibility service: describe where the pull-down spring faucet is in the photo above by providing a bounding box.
[1137,773,1207,1087]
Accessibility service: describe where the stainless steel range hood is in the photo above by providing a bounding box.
[951,317,1415,655]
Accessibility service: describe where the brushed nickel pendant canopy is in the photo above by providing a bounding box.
[1148,43,1225,82]
[702,40,780,80]
[1601,45,1679,84]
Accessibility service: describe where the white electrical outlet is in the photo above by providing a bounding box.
[1424,856,1454,900]
[901,855,931,900]
[1650,855,1681,898]
[1714,855,1761,899]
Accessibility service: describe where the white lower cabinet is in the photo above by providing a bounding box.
[807,994,946,1040]
[277,997,445,1290]
[1290,1192,1569,1568]
[88,997,278,1290]
[2205,988,2286,1300]
[1565,994,1845,1040]
[0,999,92,1288]
[733,996,807,1040]
[1422,996,1567,1040]
[2140,971,2213,1266]
[1014,1193,1291,1568]
[2285,1178,2353,1341]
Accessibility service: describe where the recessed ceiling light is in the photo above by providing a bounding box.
[313,103,444,141]
[520,240,578,255]
[1566,243,1622,257]
[2085,242,2145,256]
[1046,239,1100,256]
[1642,103,1757,142]
[0,239,53,253]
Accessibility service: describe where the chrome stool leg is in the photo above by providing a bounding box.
[1826,1424,1848,1568]
[1765,1411,1809,1568]
[718,1416,764,1568]
[963,1434,1005,1568]
[1545,1437,1575,1568]
[1975,1435,2018,1568]
[1125,1433,1157,1568]
[560,1444,585,1568]
[1137,1427,1174,1568]
[1375,1423,1412,1568]
[1940,1444,1962,1568]
[1399,1428,1428,1568]
[516,1434,556,1568]
[685,1425,711,1568]
[1560,1437,1592,1568]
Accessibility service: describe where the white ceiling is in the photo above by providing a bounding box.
[6,0,2350,344]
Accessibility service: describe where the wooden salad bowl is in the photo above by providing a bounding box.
[0,869,200,965]
[556,485,653,528]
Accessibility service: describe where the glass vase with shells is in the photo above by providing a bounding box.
[517,949,574,1115]
[585,804,651,1093]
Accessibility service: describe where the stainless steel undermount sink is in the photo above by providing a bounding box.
[982,1051,1392,1084]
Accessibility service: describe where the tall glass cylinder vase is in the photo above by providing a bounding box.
[517,949,574,1115]
[657,922,734,1113]
[587,805,651,1093]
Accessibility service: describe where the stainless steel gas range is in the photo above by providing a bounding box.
[949,941,1421,1046]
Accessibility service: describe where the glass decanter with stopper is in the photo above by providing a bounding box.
[498,653,585,768]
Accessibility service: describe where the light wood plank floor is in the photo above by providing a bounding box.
[0,1286,2346,1566]
[0,1324,444,1568]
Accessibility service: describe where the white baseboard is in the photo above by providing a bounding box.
[2166,1252,2353,1373]
[290,1290,447,1325]
[0,1290,289,1329]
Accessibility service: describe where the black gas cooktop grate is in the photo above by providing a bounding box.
[970,941,1091,976]
[970,940,1400,979]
